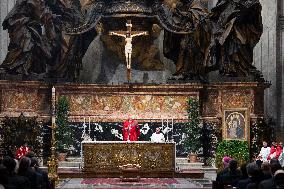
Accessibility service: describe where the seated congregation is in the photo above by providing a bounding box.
[215,141,284,189]
[0,153,51,189]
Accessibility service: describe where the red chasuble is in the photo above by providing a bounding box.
[123,119,140,141]
[15,146,31,159]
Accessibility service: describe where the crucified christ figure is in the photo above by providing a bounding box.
[109,20,148,82]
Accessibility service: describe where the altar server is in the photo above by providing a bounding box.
[257,141,271,162]
[151,127,165,143]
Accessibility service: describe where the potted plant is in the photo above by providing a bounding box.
[55,96,72,161]
[183,98,202,162]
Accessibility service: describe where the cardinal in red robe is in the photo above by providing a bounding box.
[15,143,31,160]
[123,118,140,141]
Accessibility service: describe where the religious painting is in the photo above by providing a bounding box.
[222,108,249,141]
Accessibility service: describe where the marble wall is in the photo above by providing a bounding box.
[0,0,16,63]
[0,0,282,128]
[278,0,284,129]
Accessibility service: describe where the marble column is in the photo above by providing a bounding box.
[253,0,278,125]
[277,0,284,130]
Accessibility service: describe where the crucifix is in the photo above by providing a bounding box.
[109,20,148,82]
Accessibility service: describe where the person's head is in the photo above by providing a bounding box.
[2,156,16,175]
[270,159,282,174]
[261,162,271,174]
[279,142,283,147]
[272,141,277,146]
[262,141,268,147]
[21,141,28,147]
[274,170,284,187]
[228,159,238,172]
[25,151,35,158]
[30,157,39,168]
[256,159,262,168]
[155,127,161,134]
[270,158,280,165]
[222,156,232,168]
[18,156,31,175]
[246,162,261,178]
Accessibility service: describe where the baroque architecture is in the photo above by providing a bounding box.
[0,0,282,132]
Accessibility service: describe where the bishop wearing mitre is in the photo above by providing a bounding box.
[123,117,140,141]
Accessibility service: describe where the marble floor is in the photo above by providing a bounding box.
[56,178,212,189]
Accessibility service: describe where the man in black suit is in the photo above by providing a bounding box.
[258,160,282,189]
[237,162,262,189]
[218,160,242,189]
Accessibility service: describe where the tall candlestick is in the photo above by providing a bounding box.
[83,117,86,133]
[88,117,91,134]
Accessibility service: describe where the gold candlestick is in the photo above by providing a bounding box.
[48,86,59,188]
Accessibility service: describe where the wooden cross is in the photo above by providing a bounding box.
[109,20,148,82]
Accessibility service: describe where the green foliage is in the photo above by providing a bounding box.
[55,96,72,153]
[183,98,202,154]
[216,140,250,169]
[250,118,275,159]
[0,113,42,156]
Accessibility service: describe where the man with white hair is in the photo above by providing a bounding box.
[151,127,165,143]
[122,117,140,141]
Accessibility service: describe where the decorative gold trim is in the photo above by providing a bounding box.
[222,108,250,141]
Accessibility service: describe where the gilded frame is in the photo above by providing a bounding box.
[222,108,249,141]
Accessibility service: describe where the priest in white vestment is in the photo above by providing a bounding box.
[151,127,165,143]
[257,141,271,162]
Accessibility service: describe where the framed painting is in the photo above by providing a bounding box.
[222,108,249,141]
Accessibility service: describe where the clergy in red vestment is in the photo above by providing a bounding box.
[15,142,31,160]
[268,141,277,160]
[275,143,283,159]
[122,117,140,141]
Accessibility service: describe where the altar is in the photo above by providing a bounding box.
[82,141,176,177]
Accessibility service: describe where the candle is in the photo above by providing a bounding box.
[51,86,56,114]
[52,117,55,124]
[88,117,91,133]
[83,117,86,133]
